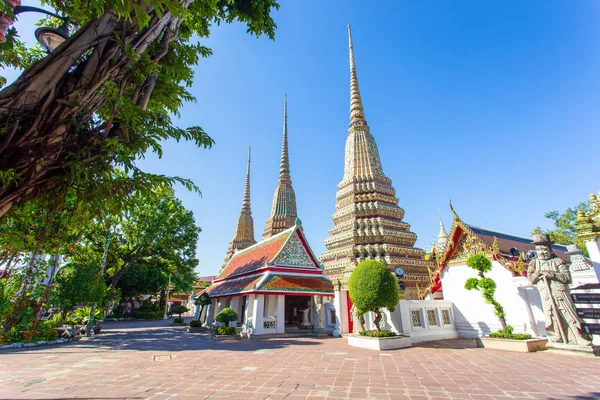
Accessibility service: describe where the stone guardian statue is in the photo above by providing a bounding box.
[527,233,592,346]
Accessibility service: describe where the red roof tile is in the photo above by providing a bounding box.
[205,275,263,297]
[218,230,292,279]
[258,275,334,294]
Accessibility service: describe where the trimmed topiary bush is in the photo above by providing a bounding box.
[215,326,236,336]
[464,253,507,331]
[134,311,164,320]
[215,307,238,326]
[348,260,400,331]
[173,317,184,324]
[170,305,189,319]
[189,319,202,328]
[359,330,396,338]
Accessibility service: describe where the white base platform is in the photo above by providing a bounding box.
[348,335,411,351]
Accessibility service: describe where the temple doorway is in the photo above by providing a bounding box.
[284,296,311,332]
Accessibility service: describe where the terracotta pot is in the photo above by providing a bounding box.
[0,14,13,43]
[6,0,21,8]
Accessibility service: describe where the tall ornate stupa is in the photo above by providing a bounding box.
[221,147,257,270]
[262,95,298,238]
[320,26,431,299]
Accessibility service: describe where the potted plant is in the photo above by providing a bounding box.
[213,307,239,339]
[347,260,411,351]
[169,305,188,326]
[465,254,546,352]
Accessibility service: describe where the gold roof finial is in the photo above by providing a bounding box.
[241,146,251,212]
[279,94,290,176]
[347,24,368,130]
[263,94,298,238]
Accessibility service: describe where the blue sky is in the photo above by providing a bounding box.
[5,1,600,276]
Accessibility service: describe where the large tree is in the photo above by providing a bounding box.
[0,0,278,217]
[533,202,590,255]
[71,185,199,296]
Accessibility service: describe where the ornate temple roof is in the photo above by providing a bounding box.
[263,95,298,239]
[221,147,257,270]
[208,221,334,297]
[319,26,432,299]
[420,203,569,299]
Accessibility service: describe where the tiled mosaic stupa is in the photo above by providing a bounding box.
[221,147,257,270]
[262,95,298,239]
[320,26,431,299]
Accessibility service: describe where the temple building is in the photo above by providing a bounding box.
[419,203,569,338]
[320,26,432,300]
[221,148,256,270]
[205,97,335,336]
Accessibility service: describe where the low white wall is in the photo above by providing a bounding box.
[398,300,458,343]
[441,261,546,338]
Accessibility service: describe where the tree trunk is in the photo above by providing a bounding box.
[373,309,382,331]
[0,4,188,217]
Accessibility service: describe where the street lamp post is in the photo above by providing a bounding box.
[1,4,72,52]
[163,273,171,319]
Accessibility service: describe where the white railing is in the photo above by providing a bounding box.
[398,300,458,343]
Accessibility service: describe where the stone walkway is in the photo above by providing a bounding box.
[0,320,599,400]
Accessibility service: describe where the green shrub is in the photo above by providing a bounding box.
[173,317,184,323]
[170,305,188,318]
[359,330,396,338]
[466,253,493,275]
[215,307,238,325]
[215,326,236,336]
[465,254,507,330]
[489,326,532,340]
[134,311,163,320]
[348,260,399,331]
[189,320,202,328]
[33,322,59,341]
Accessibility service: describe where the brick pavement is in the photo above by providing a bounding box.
[0,321,599,400]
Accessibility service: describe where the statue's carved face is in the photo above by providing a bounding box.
[536,245,551,261]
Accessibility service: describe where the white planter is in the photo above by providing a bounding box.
[476,337,547,353]
[348,335,411,351]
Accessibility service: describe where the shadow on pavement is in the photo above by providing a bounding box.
[1,320,326,354]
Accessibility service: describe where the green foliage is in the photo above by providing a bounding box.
[533,202,591,256]
[134,311,163,320]
[70,185,199,297]
[348,260,399,330]
[67,307,105,325]
[465,253,492,276]
[215,307,238,325]
[489,325,532,340]
[0,0,280,221]
[464,278,479,290]
[189,319,202,328]
[358,330,396,338]
[195,293,212,307]
[3,321,58,344]
[465,254,507,329]
[215,326,236,336]
[170,305,188,318]
[51,262,106,311]
[173,317,185,324]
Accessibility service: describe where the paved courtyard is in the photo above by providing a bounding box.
[1,320,599,400]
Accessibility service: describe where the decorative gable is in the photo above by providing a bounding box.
[271,231,316,267]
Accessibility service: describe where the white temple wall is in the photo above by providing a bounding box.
[441,261,546,338]
[332,290,349,336]
[583,238,600,284]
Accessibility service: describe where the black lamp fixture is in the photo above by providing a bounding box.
[13,5,71,52]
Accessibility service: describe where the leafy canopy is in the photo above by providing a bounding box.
[348,260,399,315]
[533,202,591,256]
[70,184,200,296]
